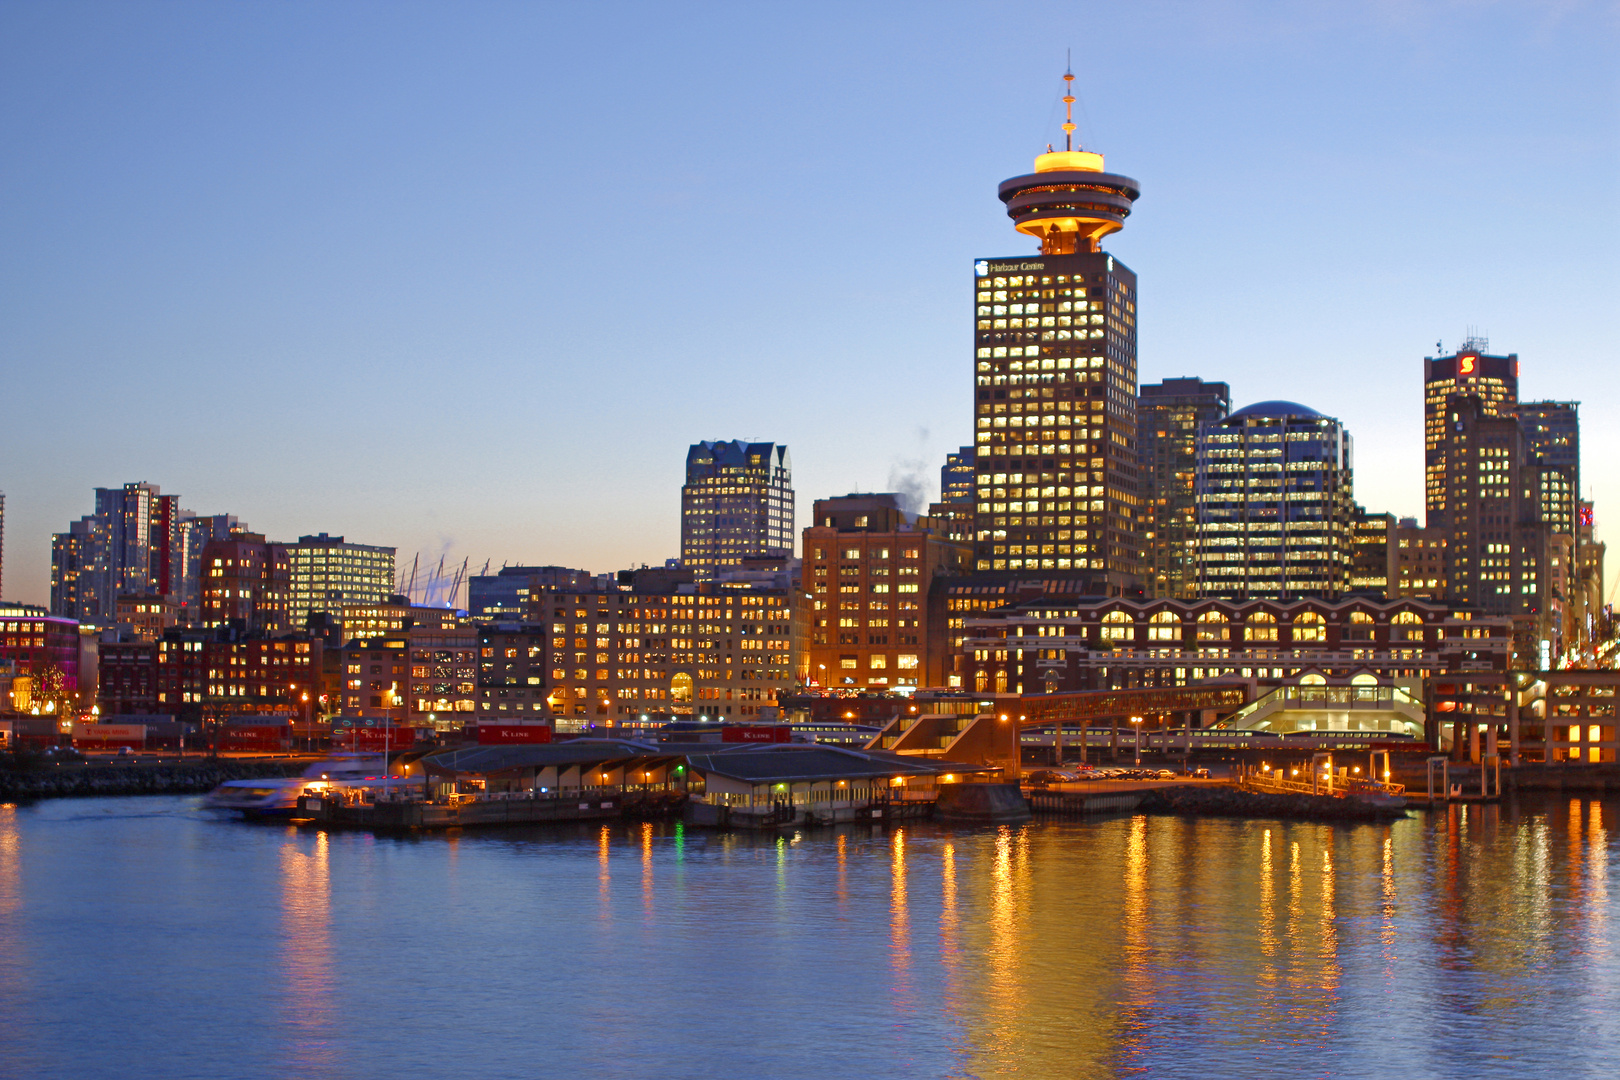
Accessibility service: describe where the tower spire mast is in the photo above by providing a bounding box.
[1062,53,1076,152]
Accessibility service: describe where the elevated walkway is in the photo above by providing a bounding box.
[1215,684,1425,738]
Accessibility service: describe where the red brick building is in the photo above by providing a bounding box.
[201,535,290,634]
[802,494,971,690]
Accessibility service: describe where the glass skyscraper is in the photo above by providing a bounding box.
[1194,401,1354,599]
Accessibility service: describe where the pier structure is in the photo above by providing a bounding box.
[867,682,1251,775]
[294,738,994,831]
[682,744,996,828]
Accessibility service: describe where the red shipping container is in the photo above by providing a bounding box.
[477,724,554,745]
[72,723,146,751]
[344,727,415,751]
[721,725,791,744]
[220,725,289,753]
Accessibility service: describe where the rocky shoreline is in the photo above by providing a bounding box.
[1138,783,1408,822]
[0,759,306,802]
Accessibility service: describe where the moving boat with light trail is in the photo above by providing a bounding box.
[202,754,417,818]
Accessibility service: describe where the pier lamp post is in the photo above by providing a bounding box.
[1130,716,1143,766]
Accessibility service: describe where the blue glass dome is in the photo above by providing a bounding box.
[1226,400,1325,421]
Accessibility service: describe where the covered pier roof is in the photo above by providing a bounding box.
[683,744,996,785]
[419,739,678,778]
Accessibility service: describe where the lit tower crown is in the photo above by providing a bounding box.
[997,68,1140,255]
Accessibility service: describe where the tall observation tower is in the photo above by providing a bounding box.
[970,68,1143,594]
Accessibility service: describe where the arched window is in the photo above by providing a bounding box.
[1392,610,1424,641]
[1245,611,1278,642]
[1101,610,1133,642]
[1293,612,1326,643]
[994,669,1009,694]
[1196,611,1228,642]
[1148,611,1180,641]
[974,669,989,693]
[1346,610,1375,641]
[670,672,693,703]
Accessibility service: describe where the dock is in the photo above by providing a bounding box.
[296,789,683,829]
[1024,779,1200,817]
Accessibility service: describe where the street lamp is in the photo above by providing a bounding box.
[1130,715,1144,766]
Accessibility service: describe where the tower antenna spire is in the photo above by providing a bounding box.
[1062,52,1077,152]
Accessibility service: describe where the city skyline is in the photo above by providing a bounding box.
[2,3,1614,606]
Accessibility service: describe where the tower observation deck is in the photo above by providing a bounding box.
[996,70,1140,255]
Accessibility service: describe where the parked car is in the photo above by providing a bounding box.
[1025,769,1080,786]
[1193,767,1211,779]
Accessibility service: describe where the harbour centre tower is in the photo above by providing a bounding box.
[971,72,1142,594]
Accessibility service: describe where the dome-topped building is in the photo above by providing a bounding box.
[1195,402,1355,600]
[1224,400,1325,422]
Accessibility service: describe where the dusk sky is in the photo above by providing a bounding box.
[2,1,1615,606]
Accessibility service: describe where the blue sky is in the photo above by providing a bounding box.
[2,1,1616,605]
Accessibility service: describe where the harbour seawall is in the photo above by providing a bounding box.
[0,758,306,802]
[1136,784,1408,822]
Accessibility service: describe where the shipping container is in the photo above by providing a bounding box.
[477,723,554,745]
[721,725,792,744]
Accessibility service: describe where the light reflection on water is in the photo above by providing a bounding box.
[278,829,334,1075]
[0,795,1615,1079]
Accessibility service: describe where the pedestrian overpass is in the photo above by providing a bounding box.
[865,682,1253,774]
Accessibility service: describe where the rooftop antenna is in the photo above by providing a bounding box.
[1062,53,1077,151]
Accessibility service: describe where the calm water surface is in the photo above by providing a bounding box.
[0,794,1615,1079]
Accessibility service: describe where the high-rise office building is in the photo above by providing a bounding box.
[1137,378,1231,598]
[1421,342,1574,664]
[1424,339,1518,533]
[286,534,396,628]
[680,440,794,579]
[971,70,1142,591]
[1572,501,1606,661]
[1349,507,1397,599]
[1515,401,1579,537]
[1430,395,1545,617]
[940,447,976,504]
[1194,401,1354,599]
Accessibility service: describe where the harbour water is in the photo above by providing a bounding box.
[0,794,1615,1079]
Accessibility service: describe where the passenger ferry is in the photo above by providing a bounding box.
[202,754,417,818]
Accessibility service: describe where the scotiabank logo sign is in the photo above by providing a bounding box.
[1459,355,1477,375]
